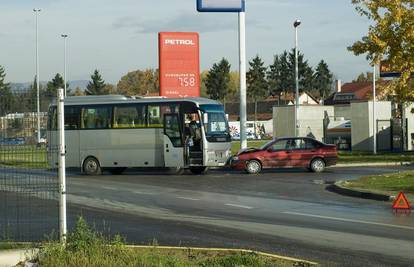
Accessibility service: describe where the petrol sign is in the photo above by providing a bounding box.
[159,32,200,98]
[197,0,245,12]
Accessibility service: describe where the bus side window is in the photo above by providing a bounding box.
[64,106,80,130]
[81,106,112,129]
[113,105,146,128]
[148,105,161,127]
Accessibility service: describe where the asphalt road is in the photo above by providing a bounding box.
[60,166,414,267]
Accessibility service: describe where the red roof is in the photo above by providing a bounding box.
[341,81,389,100]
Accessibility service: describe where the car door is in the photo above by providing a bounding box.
[282,139,301,167]
[263,139,290,167]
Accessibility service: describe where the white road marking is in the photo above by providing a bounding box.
[131,191,155,195]
[176,197,200,201]
[283,211,414,230]
[225,203,254,209]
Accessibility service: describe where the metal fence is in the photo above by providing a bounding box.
[0,90,59,242]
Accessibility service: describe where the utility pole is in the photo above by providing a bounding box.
[294,19,301,137]
[34,8,41,143]
[239,9,247,149]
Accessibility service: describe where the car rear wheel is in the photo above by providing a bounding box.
[310,158,325,173]
[246,160,262,174]
[83,157,102,175]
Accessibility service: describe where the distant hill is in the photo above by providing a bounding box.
[10,80,89,92]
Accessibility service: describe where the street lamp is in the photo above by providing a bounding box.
[293,19,301,137]
[61,34,68,97]
[33,8,41,144]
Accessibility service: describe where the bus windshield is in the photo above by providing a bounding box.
[199,104,230,142]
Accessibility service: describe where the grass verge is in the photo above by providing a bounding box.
[32,217,312,267]
[0,145,48,169]
[345,170,414,201]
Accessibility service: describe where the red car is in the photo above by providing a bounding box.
[230,137,337,174]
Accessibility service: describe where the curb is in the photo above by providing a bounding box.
[326,181,392,201]
[126,245,318,266]
[334,162,412,168]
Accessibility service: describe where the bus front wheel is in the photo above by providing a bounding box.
[83,157,102,175]
[189,167,207,175]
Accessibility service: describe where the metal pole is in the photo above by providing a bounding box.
[239,10,247,149]
[34,8,41,144]
[62,35,68,97]
[57,88,67,244]
[373,65,377,154]
[294,25,299,137]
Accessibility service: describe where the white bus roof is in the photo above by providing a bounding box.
[52,95,222,106]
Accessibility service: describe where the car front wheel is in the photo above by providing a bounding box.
[310,158,325,173]
[246,160,262,174]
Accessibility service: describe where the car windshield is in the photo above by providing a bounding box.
[259,140,274,150]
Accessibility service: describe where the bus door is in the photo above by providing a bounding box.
[183,112,203,166]
[163,113,185,168]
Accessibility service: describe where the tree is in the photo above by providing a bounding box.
[44,73,69,97]
[348,0,414,102]
[287,49,314,95]
[247,55,268,130]
[72,87,85,96]
[312,60,333,100]
[117,69,159,96]
[0,65,14,116]
[205,58,231,101]
[85,70,107,95]
[352,72,374,82]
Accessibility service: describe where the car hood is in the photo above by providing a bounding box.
[237,147,261,155]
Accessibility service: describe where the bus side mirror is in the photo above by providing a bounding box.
[203,113,208,124]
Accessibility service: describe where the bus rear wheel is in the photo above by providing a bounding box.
[189,167,207,175]
[83,157,102,175]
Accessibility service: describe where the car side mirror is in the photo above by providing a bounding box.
[266,147,273,152]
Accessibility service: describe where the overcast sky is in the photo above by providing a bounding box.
[0,0,372,84]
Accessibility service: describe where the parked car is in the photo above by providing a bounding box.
[230,137,337,174]
[232,133,240,141]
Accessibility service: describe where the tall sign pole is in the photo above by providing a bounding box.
[239,9,247,149]
[197,0,247,149]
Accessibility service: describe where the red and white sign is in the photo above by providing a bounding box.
[159,32,200,98]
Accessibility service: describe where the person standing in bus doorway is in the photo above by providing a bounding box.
[186,113,202,150]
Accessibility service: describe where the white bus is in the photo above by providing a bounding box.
[47,95,231,175]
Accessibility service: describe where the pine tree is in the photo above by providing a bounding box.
[85,70,106,95]
[44,73,69,97]
[0,65,14,116]
[205,58,231,101]
[287,49,314,95]
[267,55,285,104]
[313,60,333,100]
[247,55,268,132]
